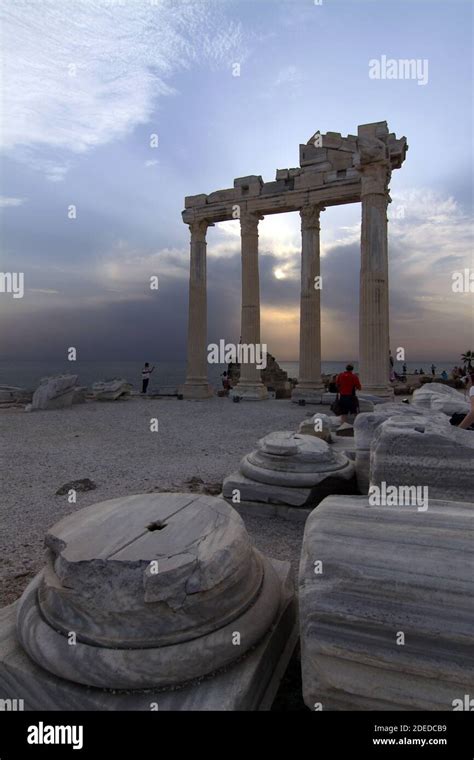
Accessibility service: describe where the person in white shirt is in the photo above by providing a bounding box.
[141,362,155,394]
[459,372,474,429]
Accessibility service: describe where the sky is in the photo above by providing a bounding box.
[0,0,472,364]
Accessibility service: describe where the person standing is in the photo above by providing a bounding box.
[141,362,155,394]
[389,351,395,382]
[431,363,436,376]
[336,364,361,424]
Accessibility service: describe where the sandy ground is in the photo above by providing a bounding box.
[1,396,322,606]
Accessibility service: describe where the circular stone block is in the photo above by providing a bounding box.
[241,432,354,487]
[16,493,282,689]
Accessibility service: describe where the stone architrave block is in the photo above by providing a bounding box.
[233,175,263,187]
[31,375,78,411]
[370,415,474,503]
[357,121,388,139]
[321,132,342,149]
[293,173,325,190]
[411,383,469,416]
[299,145,329,166]
[207,188,236,204]
[261,180,290,195]
[299,495,474,710]
[184,194,208,208]
[354,406,450,494]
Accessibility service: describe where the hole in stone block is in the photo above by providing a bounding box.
[146,521,167,531]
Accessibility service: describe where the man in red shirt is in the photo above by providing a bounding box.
[336,364,361,423]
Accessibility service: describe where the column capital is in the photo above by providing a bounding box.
[300,204,325,230]
[359,162,391,198]
[240,212,264,236]
[189,219,213,241]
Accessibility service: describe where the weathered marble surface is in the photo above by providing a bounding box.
[14,493,292,694]
[411,383,469,416]
[299,495,474,710]
[241,432,355,487]
[223,432,356,516]
[30,375,78,411]
[370,415,474,503]
[91,378,132,401]
[353,405,450,493]
[0,559,297,711]
[298,413,338,441]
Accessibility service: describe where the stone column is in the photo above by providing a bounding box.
[292,204,325,404]
[233,212,268,400]
[359,162,392,397]
[181,219,213,399]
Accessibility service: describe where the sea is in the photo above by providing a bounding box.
[0,359,460,392]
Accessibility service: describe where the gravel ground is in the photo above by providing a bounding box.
[1,396,319,607]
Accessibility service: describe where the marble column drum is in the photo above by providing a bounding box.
[181,220,213,399]
[358,163,392,397]
[234,212,268,400]
[0,493,297,710]
[292,205,325,404]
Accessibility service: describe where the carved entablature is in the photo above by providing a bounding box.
[182,122,408,224]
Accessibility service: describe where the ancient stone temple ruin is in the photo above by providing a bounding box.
[181,121,408,400]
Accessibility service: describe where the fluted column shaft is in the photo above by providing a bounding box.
[359,163,391,395]
[182,220,213,398]
[240,213,261,384]
[298,205,324,390]
[235,213,267,399]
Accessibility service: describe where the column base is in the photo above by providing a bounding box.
[180,382,214,400]
[230,383,268,401]
[360,385,394,400]
[291,385,324,405]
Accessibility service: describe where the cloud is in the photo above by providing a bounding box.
[1,188,470,361]
[274,65,305,88]
[0,196,26,207]
[259,64,306,101]
[1,0,245,178]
